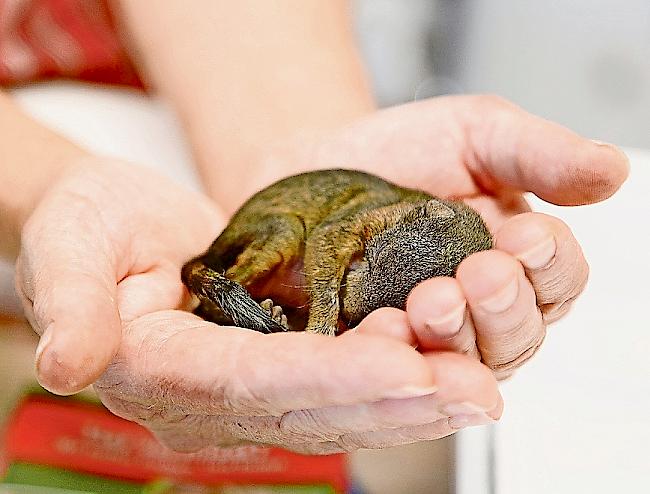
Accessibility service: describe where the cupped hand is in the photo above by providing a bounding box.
[94,309,502,454]
[17,156,501,454]
[254,95,629,378]
[15,157,224,394]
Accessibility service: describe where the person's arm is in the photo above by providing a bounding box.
[114,0,375,211]
[0,91,89,259]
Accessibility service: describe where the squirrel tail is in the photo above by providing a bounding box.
[181,259,287,334]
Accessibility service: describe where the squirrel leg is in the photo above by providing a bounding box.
[226,214,305,285]
[182,214,304,333]
[303,224,364,336]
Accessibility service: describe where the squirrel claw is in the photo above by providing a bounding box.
[260,298,290,331]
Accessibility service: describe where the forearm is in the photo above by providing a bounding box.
[0,91,90,259]
[115,0,375,212]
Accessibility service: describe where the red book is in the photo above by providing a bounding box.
[4,394,349,492]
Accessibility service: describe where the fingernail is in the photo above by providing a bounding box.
[516,236,556,270]
[478,276,518,313]
[385,385,439,399]
[441,401,490,416]
[424,302,466,338]
[448,413,494,429]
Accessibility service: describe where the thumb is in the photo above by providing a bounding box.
[461,95,630,206]
[16,212,122,396]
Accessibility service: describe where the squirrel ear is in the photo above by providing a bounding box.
[424,199,455,219]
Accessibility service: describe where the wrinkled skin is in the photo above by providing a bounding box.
[16,95,628,453]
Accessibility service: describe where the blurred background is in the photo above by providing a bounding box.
[354,0,650,148]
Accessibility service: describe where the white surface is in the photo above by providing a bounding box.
[494,149,650,493]
[456,426,494,494]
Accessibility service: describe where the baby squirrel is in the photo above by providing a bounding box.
[182,169,492,336]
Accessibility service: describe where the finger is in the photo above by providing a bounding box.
[18,210,121,395]
[495,212,589,323]
[351,307,417,347]
[135,352,501,451]
[279,352,501,440]
[116,263,187,323]
[337,393,505,451]
[131,386,502,456]
[335,419,460,451]
[456,250,545,378]
[96,310,438,417]
[406,277,479,358]
[463,95,629,206]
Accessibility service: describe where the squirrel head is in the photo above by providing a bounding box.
[340,199,492,327]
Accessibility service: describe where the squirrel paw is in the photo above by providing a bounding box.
[259,298,289,330]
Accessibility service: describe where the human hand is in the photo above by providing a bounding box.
[251,95,629,378]
[15,157,223,394]
[17,156,502,454]
[94,308,502,454]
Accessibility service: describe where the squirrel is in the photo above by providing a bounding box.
[182,169,492,336]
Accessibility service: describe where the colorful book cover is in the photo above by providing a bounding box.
[1,394,349,493]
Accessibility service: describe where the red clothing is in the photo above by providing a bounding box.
[0,0,141,87]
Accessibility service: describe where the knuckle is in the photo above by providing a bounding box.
[540,286,584,324]
[483,321,547,373]
[534,246,589,306]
